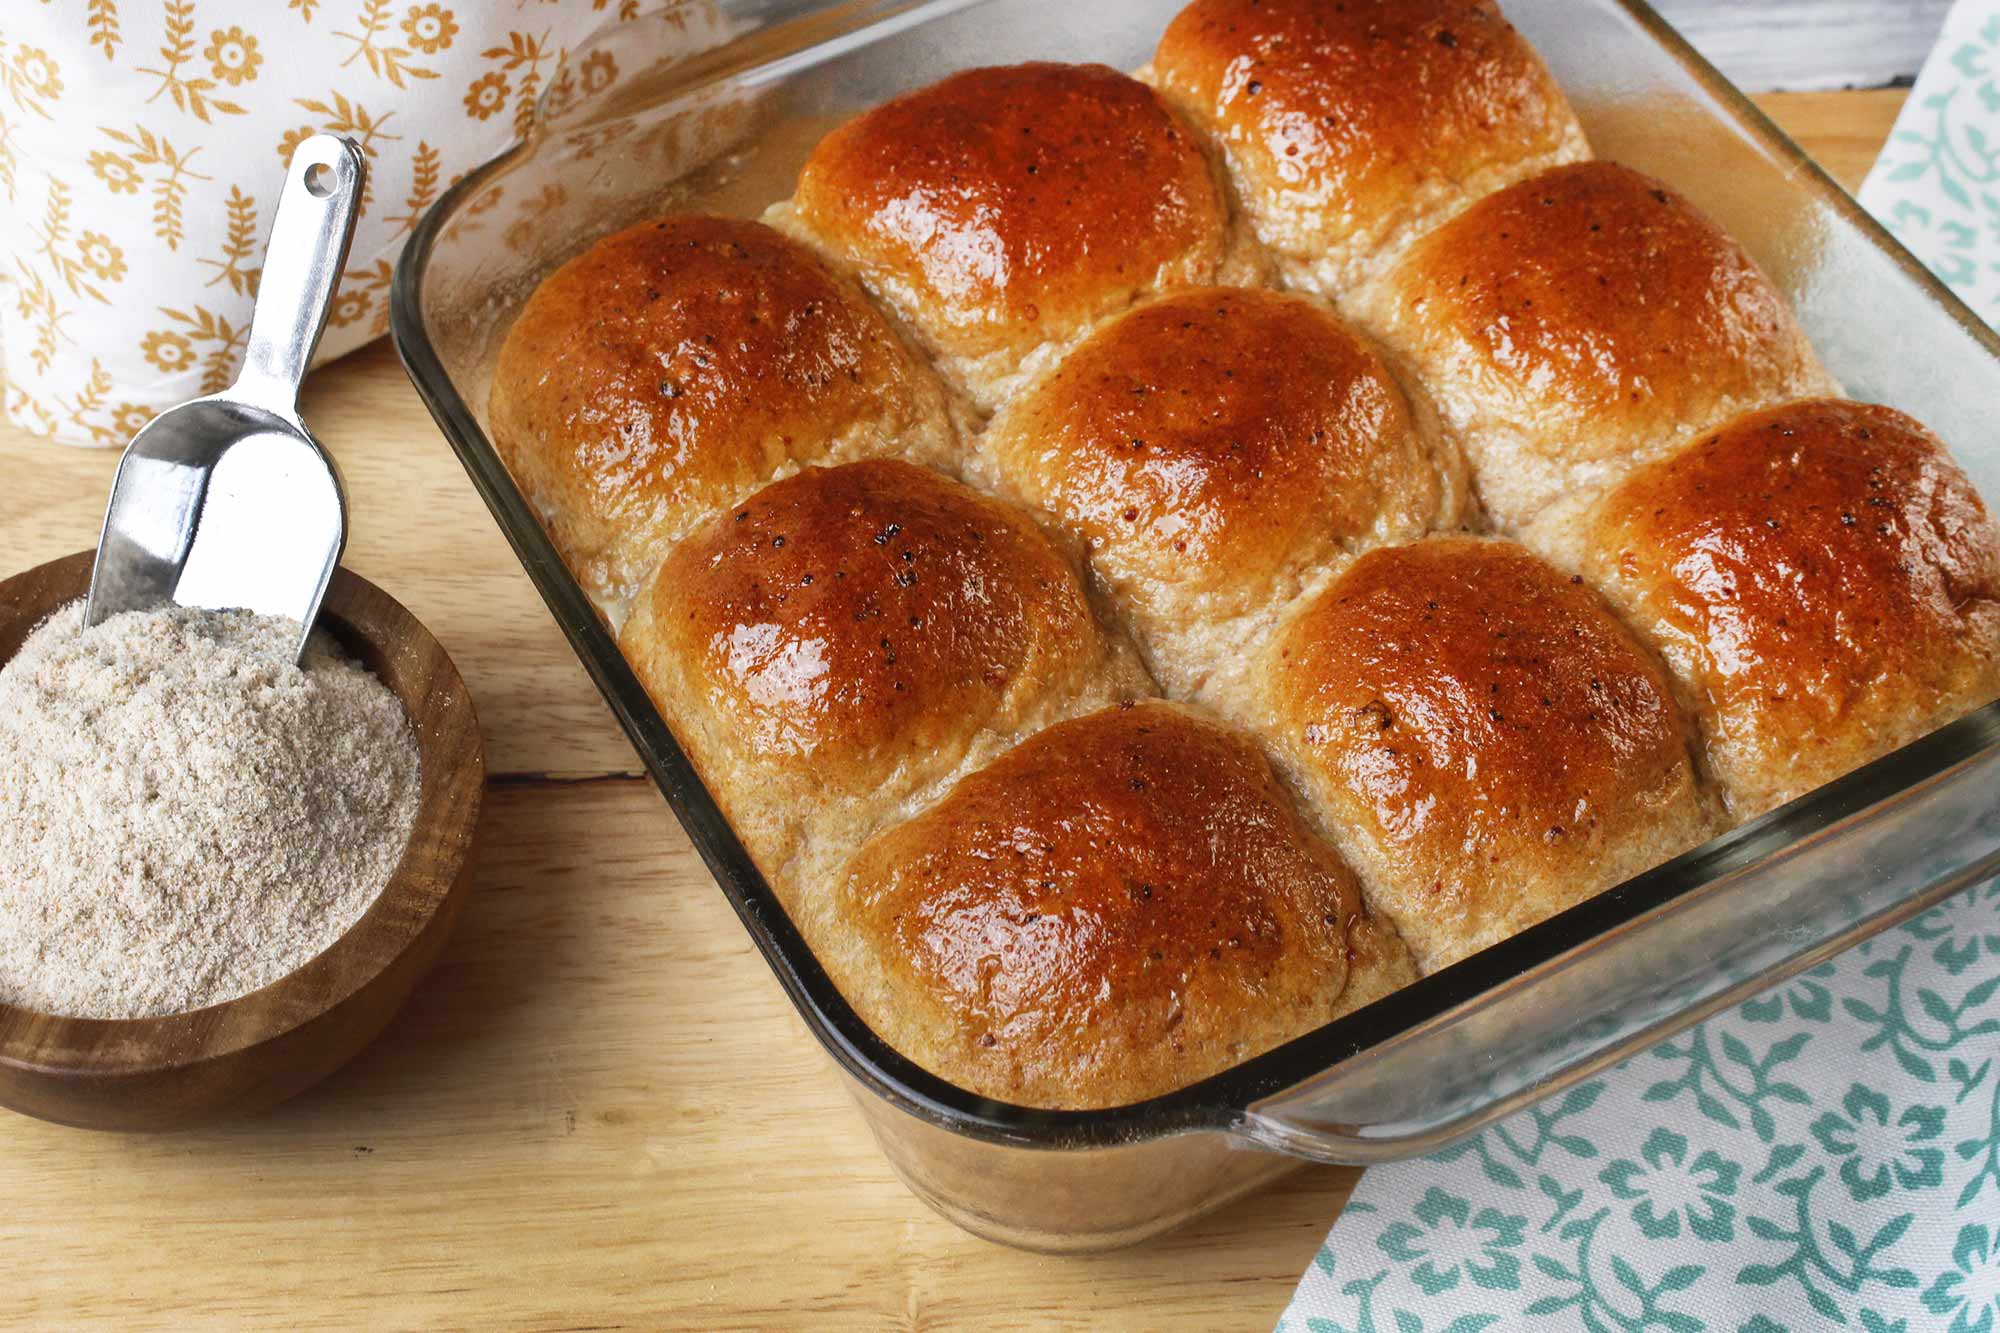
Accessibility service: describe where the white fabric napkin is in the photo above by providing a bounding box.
[1279,10,2000,1331]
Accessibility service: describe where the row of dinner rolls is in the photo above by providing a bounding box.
[490,0,2000,1108]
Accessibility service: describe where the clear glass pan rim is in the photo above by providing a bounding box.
[388,0,2000,1155]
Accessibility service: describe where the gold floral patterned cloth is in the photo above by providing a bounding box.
[0,0,730,445]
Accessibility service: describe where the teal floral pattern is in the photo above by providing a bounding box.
[1599,1128,1739,1242]
[1279,873,2000,1331]
[1864,10,2000,318]
[1920,1224,2000,1333]
[1376,1188,1526,1295]
[1809,1085,1947,1201]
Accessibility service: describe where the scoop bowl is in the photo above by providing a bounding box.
[0,550,483,1131]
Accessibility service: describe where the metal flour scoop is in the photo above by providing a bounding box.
[85,134,364,663]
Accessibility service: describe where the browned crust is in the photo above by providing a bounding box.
[489,215,953,603]
[791,62,1233,368]
[985,287,1447,602]
[1584,399,2000,817]
[1371,161,1829,524]
[1265,536,1711,970]
[1151,0,1581,264]
[627,458,1103,777]
[836,701,1410,1108]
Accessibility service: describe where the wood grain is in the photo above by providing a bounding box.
[0,555,484,1132]
[0,91,1904,1329]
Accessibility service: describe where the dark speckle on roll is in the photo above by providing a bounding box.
[489,215,958,609]
[1147,0,1589,301]
[833,700,1415,1108]
[1363,162,1835,528]
[1572,399,2000,819]
[780,62,1261,410]
[1250,536,1715,972]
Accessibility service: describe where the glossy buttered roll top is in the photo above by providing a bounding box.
[780,62,1263,411]
[618,459,1151,898]
[489,215,958,609]
[1362,161,1834,529]
[830,701,1416,1108]
[1567,399,2000,819]
[981,286,1469,695]
[1245,537,1716,972]
[1148,0,1589,301]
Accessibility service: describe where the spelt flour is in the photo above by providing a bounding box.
[0,600,421,1019]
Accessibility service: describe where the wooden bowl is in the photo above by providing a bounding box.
[0,551,483,1131]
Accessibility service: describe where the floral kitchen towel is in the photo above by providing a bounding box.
[1278,884,2000,1332]
[1281,19,2000,1330]
[0,0,734,446]
[1862,0,2000,324]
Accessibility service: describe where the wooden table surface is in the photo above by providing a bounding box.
[0,90,1907,1331]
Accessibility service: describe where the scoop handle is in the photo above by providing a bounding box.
[232,134,366,416]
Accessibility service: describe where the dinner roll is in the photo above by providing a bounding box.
[1148,0,1589,302]
[1362,162,1834,529]
[619,459,1152,896]
[490,215,958,611]
[832,701,1417,1109]
[981,287,1469,695]
[1563,399,2000,819]
[1245,536,1715,973]
[779,62,1262,412]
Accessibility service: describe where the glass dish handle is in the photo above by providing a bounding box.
[1233,706,2000,1166]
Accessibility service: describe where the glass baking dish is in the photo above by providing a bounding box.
[389,0,2000,1252]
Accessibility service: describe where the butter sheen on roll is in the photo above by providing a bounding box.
[778,62,1264,412]
[832,700,1415,1108]
[489,215,958,612]
[1559,399,2000,819]
[1240,536,1717,972]
[1147,0,1590,303]
[619,459,1153,907]
[981,286,1469,695]
[1363,161,1834,529]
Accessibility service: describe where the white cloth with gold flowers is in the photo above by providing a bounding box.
[0,0,732,446]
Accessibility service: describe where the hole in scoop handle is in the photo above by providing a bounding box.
[233,134,366,415]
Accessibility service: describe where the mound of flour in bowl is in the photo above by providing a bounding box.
[0,601,420,1019]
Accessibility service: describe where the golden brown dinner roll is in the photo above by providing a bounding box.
[778,62,1262,411]
[619,459,1152,896]
[1240,536,1715,973]
[831,701,1417,1109]
[1148,0,1589,301]
[1362,162,1834,529]
[489,214,958,610]
[1563,399,2000,819]
[981,287,1469,695]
